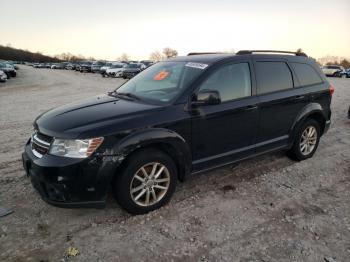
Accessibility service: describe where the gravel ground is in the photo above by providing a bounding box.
[0,66,349,262]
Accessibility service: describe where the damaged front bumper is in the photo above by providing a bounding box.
[22,140,121,208]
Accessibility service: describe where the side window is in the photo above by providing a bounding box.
[291,62,323,86]
[256,62,293,94]
[199,63,251,102]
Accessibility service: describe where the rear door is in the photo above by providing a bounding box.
[254,59,309,152]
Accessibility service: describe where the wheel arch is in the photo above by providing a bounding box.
[290,103,327,144]
[108,128,191,182]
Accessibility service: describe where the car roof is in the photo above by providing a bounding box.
[167,53,311,64]
[168,54,234,63]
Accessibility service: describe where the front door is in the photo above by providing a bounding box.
[191,61,259,172]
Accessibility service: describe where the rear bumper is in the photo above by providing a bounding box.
[324,120,331,134]
[21,140,116,208]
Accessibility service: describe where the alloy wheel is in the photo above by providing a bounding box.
[129,162,170,207]
[299,126,317,156]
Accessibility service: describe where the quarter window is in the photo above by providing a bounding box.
[291,62,323,86]
[256,62,293,94]
[198,63,251,102]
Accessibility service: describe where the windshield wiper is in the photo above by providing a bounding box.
[108,91,140,101]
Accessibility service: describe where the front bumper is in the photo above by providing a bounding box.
[22,140,117,208]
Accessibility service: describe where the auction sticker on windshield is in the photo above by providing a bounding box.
[185,62,208,70]
[154,71,170,81]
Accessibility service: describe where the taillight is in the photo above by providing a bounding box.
[329,84,335,96]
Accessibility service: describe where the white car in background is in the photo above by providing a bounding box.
[0,70,7,82]
[322,65,346,77]
[100,62,118,76]
[105,63,127,77]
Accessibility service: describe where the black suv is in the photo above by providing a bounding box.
[122,63,144,79]
[22,50,332,214]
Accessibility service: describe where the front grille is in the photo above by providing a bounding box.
[31,131,52,158]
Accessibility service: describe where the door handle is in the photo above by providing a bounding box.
[294,95,305,100]
[245,105,258,111]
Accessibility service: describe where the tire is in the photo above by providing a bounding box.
[288,119,321,161]
[113,148,177,215]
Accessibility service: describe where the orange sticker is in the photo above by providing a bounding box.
[154,71,169,81]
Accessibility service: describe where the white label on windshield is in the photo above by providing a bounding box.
[185,62,208,70]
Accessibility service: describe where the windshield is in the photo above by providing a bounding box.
[126,64,140,68]
[111,64,124,68]
[115,61,205,103]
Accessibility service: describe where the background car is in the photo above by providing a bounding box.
[322,65,346,77]
[91,61,106,73]
[65,63,74,70]
[121,63,144,79]
[105,63,127,77]
[140,60,154,69]
[74,63,82,71]
[99,62,117,76]
[345,68,350,78]
[0,69,7,82]
[79,61,93,73]
[51,63,64,69]
[0,62,16,78]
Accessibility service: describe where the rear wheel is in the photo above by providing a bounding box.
[288,119,321,161]
[113,149,177,214]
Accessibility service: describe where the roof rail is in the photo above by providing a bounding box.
[236,50,308,57]
[187,52,224,56]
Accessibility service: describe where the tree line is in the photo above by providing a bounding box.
[0,45,180,63]
[0,45,61,62]
[325,59,350,68]
[3,44,348,68]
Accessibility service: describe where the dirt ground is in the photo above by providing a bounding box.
[0,66,349,262]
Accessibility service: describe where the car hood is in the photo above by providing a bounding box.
[106,68,124,73]
[35,94,162,139]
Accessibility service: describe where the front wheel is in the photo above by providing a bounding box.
[288,119,321,161]
[113,149,177,214]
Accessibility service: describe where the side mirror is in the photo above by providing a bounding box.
[192,90,221,106]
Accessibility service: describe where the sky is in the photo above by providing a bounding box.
[0,0,349,60]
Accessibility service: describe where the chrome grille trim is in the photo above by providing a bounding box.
[31,131,52,158]
[33,134,51,147]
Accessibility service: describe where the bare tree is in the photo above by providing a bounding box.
[117,53,130,61]
[149,51,164,61]
[163,47,178,58]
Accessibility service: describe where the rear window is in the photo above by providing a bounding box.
[256,62,293,94]
[291,63,323,86]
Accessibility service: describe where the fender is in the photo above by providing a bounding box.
[289,103,327,144]
[98,128,192,182]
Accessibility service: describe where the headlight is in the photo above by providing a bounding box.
[49,137,104,158]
